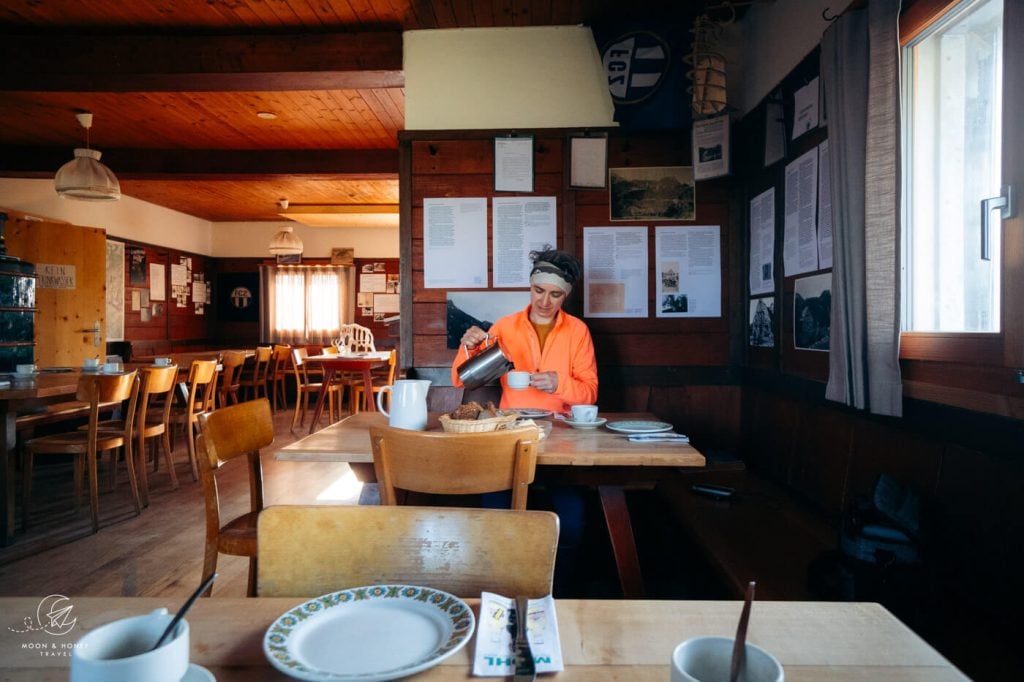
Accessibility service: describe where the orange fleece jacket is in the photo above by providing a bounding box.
[451,306,598,412]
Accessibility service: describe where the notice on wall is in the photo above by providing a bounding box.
[692,115,730,180]
[492,196,557,288]
[817,141,833,269]
[37,263,76,289]
[494,137,534,192]
[360,273,387,293]
[105,240,124,341]
[749,187,775,295]
[783,148,819,276]
[149,263,166,301]
[424,197,488,288]
[792,77,820,139]
[373,293,400,314]
[583,226,649,318]
[655,225,721,318]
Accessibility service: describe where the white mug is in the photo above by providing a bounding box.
[153,357,172,367]
[671,636,784,682]
[70,608,189,682]
[506,371,531,389]
[571,404,598,423]
[103,362,123,374]
[15,363,36,374]
[83,358,100,368]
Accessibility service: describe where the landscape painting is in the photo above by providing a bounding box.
[609,166,695,221]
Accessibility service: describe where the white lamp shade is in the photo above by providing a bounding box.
[55,148,121,201]
[268,225,303,255]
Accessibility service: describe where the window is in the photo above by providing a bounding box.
[261,265,353,344]
[902,0,1003,333]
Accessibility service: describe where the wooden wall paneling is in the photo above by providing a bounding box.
[650,385,743,454]
[411,174,565,203]
[597,384,651,413]
[786,401,853,517]
[845,416,944,501]
[399,136,414,369]
[591,332,730,366]
[740,386,800,483]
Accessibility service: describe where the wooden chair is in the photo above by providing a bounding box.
[369,424,541,510]
[90,364,179,507]
[196,397,274,598]
[23,371,141,532]
[217,350,246,407]
[238,346,272,401]
[337,323,375,353]
[257,505,559,598]
[289,347,339,431]
[171,359,218,481]
[351,348,397,414]
[267,345,291,411]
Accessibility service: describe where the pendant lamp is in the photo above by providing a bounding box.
[54,112,121,201]
[268,225,303,255]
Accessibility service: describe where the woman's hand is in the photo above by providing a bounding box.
[530,371,559,393]
[460,325,488,349]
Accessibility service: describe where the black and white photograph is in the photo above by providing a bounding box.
[793,272,831,351]
[749,297,775,347]
[446,291,529,349]
[661,293,688,313]
[660,260,680,293]
[609,166,695,221]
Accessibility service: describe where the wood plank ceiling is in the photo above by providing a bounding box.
[0,0,706,222]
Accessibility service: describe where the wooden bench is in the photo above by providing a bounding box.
[15,400,118,433]
[655,466,837,601]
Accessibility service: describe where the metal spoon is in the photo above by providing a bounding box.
[152,572,217,651]
[730,581,755,682]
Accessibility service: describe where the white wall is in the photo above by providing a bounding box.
[0,178,212,254]
[405,26,616,130]
[211,222,399,258]
[727,0,856,115]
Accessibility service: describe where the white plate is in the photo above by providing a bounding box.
[562,416,607,429]
[514,408,553,419]
[605,420,674,434]
[264,585,475,682]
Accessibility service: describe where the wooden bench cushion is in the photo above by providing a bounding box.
[656,468,837,601]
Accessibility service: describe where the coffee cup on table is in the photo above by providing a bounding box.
[571,404,599,423]
[103,362,122,374]
[506,371,531,390]
[154,357,172,367]
[15,364,36,374]
[671,636,784,682]
[70,608,189,682]
[83,358,100,369]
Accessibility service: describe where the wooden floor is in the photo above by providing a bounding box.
[0,404,360,598]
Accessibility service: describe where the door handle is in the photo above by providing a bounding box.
[980,185,1014,261]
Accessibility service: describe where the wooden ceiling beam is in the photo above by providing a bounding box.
[0,146,399,178]
[0,31,404,92]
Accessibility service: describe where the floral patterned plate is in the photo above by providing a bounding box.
[264,584,475,681]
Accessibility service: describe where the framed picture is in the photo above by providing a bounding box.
[276,253,301,264]
[609,166,695,221]
[569,135,608,189]
[331,247,354,265]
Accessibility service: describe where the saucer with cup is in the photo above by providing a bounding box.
[153,357,173,367]
[671,635,784,682]
[83,358,101,372]
[15,363,36,376]
[69,607,212,682]
[563,404,606,429]
[506,370,531,390]
[102,361,123,374]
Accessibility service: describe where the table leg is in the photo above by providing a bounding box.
[308,370,335,435]
[361,369,376,412]
[2,406,16,546]
[598,484,645,598]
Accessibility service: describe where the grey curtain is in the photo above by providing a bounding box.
[258,264,355,345]
[821,0,903,417]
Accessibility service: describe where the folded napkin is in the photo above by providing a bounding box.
[473,592,563,676]
[627,433,689,443]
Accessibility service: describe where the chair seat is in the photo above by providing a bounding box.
[217,510,260,556]
[28,430,127,454]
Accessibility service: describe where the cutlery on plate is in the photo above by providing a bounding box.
[730,581,755,682]
[513,596,536,681]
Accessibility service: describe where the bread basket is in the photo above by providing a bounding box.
[439,412,520,433]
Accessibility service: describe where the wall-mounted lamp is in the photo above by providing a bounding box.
[54,111,121,201]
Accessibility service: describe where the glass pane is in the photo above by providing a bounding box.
[904,0,1003,332]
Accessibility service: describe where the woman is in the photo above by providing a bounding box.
[451,246,598,413]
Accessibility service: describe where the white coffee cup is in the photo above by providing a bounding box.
[70,608,189,682]
[506,371,531,390]
[671,636,784,682]
[571,404,599,422]
[83,358,100,369]
[15,363,36,374]
[153,357,172,367]
[103,362,123,374]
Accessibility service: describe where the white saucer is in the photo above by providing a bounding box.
[181,663,215,681]
[562,416,607,429]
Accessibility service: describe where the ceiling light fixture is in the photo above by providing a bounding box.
[54,111,121,201]
[268,225,303,255]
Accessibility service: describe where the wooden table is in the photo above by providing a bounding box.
[0,596,967,680]
[0,372,83,546]
[277,412,705,598]
[303,353,390,432]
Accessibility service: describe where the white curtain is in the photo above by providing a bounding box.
[258,264,354,345]
[821,0,903,417]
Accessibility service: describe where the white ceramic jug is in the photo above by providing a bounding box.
[377,379,431,430]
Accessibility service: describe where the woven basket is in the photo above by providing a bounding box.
[439,412,520,433]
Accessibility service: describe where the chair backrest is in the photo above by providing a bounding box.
[185,359,219,414]
[338,323,375,353]
[77,370,140,445]
[269,344,291,378]
[290,347,313,385]
[253,346,272,379]
[139,364,179,427]
[382,348,397,385]
[257,505,559,598]
[369,424,540,510]
[218,350,246,399]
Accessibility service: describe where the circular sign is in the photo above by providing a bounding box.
[601,30,672,105]
[230,286,252,310]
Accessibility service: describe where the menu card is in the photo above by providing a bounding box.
[472,592,564,676]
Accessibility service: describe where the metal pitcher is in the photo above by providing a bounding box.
[456,336,514,391]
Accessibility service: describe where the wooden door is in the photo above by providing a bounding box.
[6,218,106,367]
